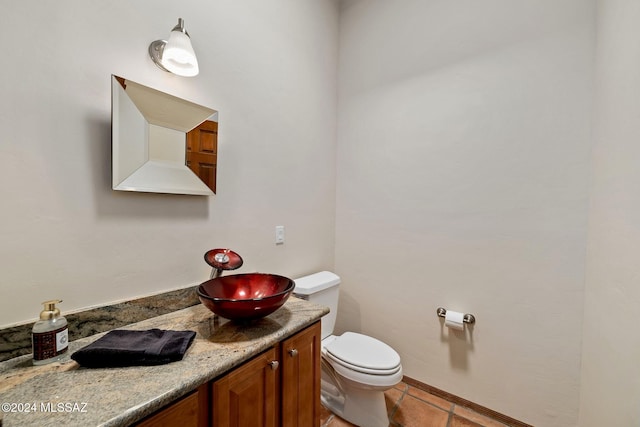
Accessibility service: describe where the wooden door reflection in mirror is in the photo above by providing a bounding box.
[186,120,217,193]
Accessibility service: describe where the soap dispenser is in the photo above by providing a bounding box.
[32,300,69,365]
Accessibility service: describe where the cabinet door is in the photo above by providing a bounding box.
[281,321,322,427]
[212,347,279,427]
[136,384,209,427]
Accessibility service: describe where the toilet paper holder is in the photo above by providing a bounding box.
[437,307,475,324]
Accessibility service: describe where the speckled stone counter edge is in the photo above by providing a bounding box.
[0,297,329,427]
[0,286,200,362]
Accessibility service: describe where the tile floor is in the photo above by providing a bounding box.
[320,381,511,427]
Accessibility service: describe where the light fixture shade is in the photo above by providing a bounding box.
[162,30,199,77]
[148,18,199,77]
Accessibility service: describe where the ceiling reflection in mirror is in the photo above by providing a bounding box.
[111,75,218,195]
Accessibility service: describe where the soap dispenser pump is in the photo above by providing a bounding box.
[32,300,69,365]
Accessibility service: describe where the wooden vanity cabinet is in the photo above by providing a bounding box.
[212,347,279,427]
[281,321,322,426]
[136,383,209,427]
[135,321,321,427]
[212,321,322,427]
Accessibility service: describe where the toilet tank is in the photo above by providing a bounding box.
[293,271,340,340]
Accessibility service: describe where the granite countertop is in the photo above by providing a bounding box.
[0,296,328,427]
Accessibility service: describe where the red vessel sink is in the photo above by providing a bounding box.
[197,273,295,321]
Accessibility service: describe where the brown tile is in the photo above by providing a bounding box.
[407,385,453,411]
[454,405,509,427]
[384,386,404,413]
[450,413,483,427]
[320,403,334,426]
[392,394,450,427]
[325,414,358,426]
[395,381,408,392]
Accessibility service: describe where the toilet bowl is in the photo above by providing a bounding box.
[294,271,403,427]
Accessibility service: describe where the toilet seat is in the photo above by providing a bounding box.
[323,332,401,375]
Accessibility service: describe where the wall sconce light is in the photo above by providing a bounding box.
[149,18,199,77]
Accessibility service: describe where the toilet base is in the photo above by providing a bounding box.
[321,377,391,427]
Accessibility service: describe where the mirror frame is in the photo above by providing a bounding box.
[111,75,217,196]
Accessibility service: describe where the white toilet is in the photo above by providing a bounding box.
[294,271,403,427]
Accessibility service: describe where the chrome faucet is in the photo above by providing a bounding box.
[210,249,230,279]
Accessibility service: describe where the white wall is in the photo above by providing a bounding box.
[0,0,338,326]
[579,1,640,425]
[335,1,595,425]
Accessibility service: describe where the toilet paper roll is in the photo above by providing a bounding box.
[444,310,465,331]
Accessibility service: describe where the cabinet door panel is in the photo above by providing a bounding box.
[281,322,321,427]
[136,384,208,427]
[212,347,278,427]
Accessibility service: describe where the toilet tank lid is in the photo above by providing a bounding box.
[293,271,340,295]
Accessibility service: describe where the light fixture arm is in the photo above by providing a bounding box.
[171,18,189,36]
[149,40,170,73]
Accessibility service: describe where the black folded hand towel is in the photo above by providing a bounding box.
[71,329,196,368]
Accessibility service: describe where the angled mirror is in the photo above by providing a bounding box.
[111,75,218,195]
